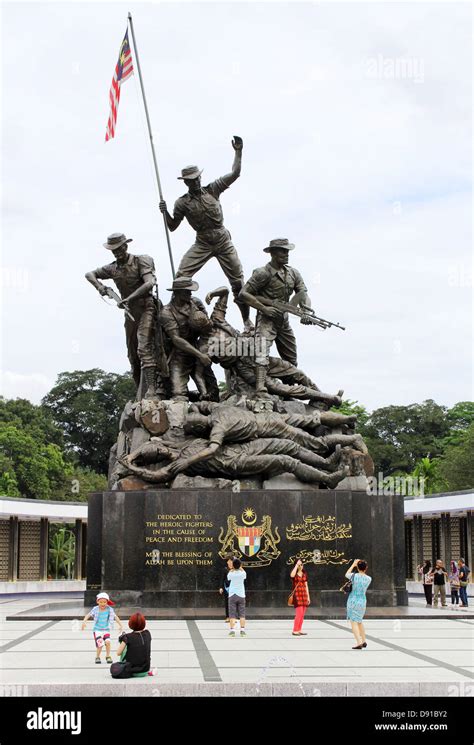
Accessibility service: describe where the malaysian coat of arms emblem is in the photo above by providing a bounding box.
[218,508,281,567]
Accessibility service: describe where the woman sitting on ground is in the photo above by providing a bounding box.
[116,612,152,675]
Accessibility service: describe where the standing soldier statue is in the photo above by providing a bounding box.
[240,238,314,395]
[159,136,251,327]
[85,232,160,399]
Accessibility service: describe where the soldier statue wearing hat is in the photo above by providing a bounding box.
[160,277,219,401]
[85,233,160,398]
[159,136,250,327]
[239,238,314,395]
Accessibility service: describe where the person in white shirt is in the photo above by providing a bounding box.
[227,558,247,637]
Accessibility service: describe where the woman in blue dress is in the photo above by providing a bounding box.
[345,559,371,649]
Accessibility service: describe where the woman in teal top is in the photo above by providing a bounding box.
[345,559,372,649]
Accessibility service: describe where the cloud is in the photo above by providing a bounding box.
[1,1,472,412]
[0,371,54,404]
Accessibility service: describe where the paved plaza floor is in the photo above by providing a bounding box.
[0,595,473,697]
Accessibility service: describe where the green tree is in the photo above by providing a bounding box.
[0,425,73,500]
[63,467,107,502]
[361,400,450,475]
[437,424,474,490]
[0,453,21,497]
[0,389,115,501]
[443,401,474,448]
[49,526,75,579]
[331,399,369,429]
[42,369,135,474]
[411,457,447,495]
[0,397,63,448]
[39,465,106,502]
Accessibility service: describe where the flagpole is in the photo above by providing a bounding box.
[127,12,176,278]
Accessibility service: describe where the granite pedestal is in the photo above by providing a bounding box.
[85,489,407,609]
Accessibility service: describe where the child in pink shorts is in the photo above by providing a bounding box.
[82,592,123,664]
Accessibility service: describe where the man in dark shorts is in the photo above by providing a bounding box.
[219,555,235,623]
[227,558,247,637]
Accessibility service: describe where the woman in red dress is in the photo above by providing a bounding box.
[290,559,311,635]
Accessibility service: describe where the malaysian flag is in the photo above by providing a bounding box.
[105,29,134,141]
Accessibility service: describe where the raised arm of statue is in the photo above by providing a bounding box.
[208,136,243,196]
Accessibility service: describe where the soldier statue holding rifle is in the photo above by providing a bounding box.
[240,238,310,395]
[85,232,161,399]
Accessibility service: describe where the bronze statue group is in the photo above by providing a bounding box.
[86,136,372,490]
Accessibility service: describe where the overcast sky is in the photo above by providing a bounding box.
[1,1,472,412]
